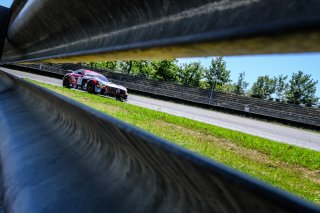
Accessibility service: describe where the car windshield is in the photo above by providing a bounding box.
[95,75,109,82]
[86,74,109,82]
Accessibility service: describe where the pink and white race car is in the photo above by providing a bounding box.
[63,69,128,101]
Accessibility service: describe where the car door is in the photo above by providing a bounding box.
[75,69,84,86]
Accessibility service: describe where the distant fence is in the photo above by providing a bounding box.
[15,63,320,128]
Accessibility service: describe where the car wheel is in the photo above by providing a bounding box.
[116,96,124,102]
[87,81,96,94]
[63,78,70,88]
[75,85,82,90]
[100,89,106,95]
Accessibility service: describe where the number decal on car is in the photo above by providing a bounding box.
[77,77,82,85]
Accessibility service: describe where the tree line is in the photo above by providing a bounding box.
[85,57,319,107]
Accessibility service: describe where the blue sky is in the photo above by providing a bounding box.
[1,0,319,96]
[1,0,12,8]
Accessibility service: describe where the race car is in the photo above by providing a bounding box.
[63,69,128,101]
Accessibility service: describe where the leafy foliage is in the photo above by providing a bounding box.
[285,71,318,106]
[119,61,134,75]
[119,60,154,77]
[85,61,118,70]
[275,75,288,101]
[251,75,276,99]
[234,71,249,95]
[204,57,231,91]
[151,59,179,82]
[177,62,205,87]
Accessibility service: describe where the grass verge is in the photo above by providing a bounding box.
[28,79,320,204]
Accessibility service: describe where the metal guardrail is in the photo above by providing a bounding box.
[2,0,320,62]
[30,63,320,127]
[13,62,320,127]
[1,70,320,213]
[106,72,320,127]
[1,0,320,212]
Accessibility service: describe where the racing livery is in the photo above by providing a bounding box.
[63,69,128,101]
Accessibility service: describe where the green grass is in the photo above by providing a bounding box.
[28,79,320,204]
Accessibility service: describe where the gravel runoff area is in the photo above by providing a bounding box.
[2,67,320,151]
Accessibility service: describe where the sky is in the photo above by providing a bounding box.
[1,0,319,96]
[0,0,12,8]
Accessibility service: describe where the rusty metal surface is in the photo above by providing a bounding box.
[1,0,320,62]
[0,70,319,212]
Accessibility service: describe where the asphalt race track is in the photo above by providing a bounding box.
[2,67,320,151]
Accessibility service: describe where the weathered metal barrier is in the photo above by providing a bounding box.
[14,63,320,128]
[1,70,320,212]
[94,69,320,127]
[1,0,320,212]
[2,0,320,62]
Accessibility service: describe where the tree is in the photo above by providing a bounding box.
[119,60,154,77]
[204,57,231,91]
[85,61,119,70]
[233,71,249,95]
[219,83,236,93]
[151,59,179,82]
[135,60,154,78]
[285,71,318,106]
[251,75,276,99]
[275,74,288,101]
[119,60,134,75]
[177,62,205,87]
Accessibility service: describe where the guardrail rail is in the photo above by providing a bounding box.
[14,62,320,128]
[1,0,320,212]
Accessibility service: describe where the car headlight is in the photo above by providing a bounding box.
[98,81,106,87]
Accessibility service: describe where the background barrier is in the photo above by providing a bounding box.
[14,63,320,128]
